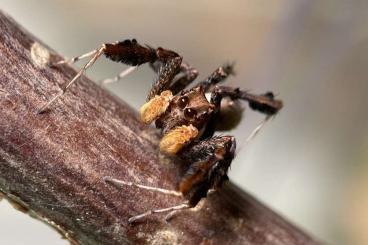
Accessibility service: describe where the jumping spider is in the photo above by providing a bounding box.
[39,39,283,223]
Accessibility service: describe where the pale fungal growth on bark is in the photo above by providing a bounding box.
[30,42,50,67]
[150,230,179,245]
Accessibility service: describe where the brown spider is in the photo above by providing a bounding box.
[39,39,283,223]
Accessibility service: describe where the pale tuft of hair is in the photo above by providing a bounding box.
[160,125,198,154]
[140,90,173,124]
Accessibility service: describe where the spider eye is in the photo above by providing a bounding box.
[184,108,197,119]
[177,96,189,108]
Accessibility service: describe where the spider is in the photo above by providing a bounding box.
[39,39,283,223]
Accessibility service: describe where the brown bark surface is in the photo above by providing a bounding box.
[0,10,319,245]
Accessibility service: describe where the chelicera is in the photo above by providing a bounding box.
[39,39,283,223]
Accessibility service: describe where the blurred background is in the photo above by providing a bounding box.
[1,0,368,244]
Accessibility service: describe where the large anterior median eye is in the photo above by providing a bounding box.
[184,108,197,119]
[177,96,189,108]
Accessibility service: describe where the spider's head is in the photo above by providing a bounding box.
[140,87,215,154]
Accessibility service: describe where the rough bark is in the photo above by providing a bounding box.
[0,10,319,245]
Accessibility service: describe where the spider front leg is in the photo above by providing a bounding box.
[146,55,182,100]
[38,39,181,113]
[198,64,235,91]
[168,62,199,94]
[210,85,283,141]
[101,47,198,86]
[38,45,106,113]
[53,49,100,66]
[103,39,184,99]
[211,86,283,116]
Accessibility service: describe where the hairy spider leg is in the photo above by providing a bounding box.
[53,49,100,66]
[167,62,199,94]
[100,39,184,101]
[210,86,283,116]
[235,115,274,155]
[104,137,235,223]
[198,64,235,91]
[99,66,138,85]
[245,115,273,143]
[103,176,190,223]
[103,176,182,197]
[147,56,182,100]
[209,86,282,150]
[128,203,190,224]
[163,188,215,222]
[101,39,185,101]
[100,60,197,91]
[38,45,106,113]
[148,60,199,96]
[39,39,184,113]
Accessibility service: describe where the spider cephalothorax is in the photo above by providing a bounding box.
[141,86,216,154]
[42,39,283,223]
[140,82,282,158]
[157,87,215,134]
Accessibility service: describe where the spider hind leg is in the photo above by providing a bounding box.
[128,203,190,224]
[103,176,190,223]
[179,135,236,207]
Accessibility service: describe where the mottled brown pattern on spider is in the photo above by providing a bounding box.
[41,38,283,223]
[154,86,215,137]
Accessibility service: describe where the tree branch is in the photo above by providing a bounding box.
[0,10,318,245]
